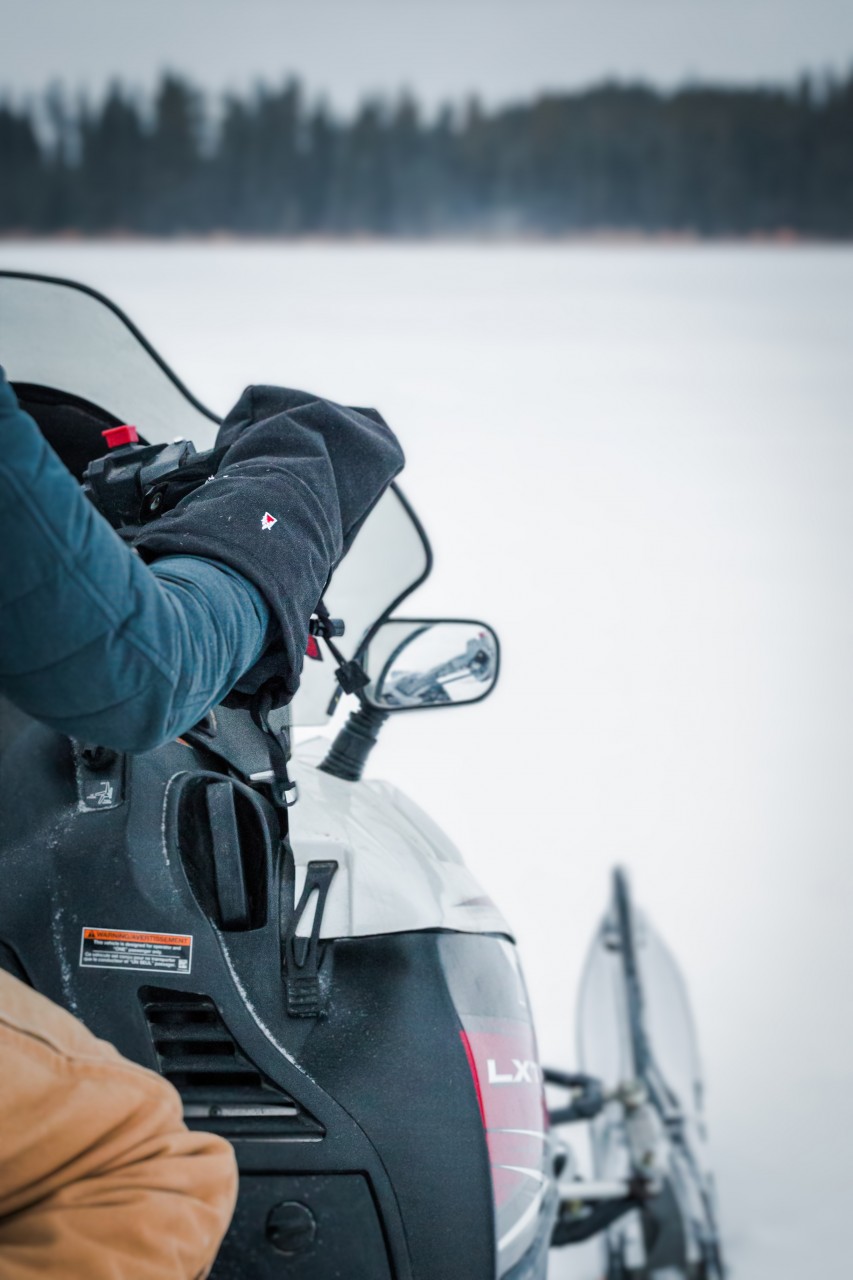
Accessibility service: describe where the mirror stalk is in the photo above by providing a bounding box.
[318,704,389,782]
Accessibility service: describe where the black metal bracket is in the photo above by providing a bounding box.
[544,1067,606,1125]
[250,684,298,810]
[312,599,370,697]
[281,857,339,1018]
[551,1195,638,1247]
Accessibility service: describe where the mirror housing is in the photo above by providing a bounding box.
[360,618,500,712]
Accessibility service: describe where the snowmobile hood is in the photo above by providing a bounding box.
[289,739,514,940]
[0,271,431,725]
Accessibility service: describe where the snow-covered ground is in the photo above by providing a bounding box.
[3,241,852,1278]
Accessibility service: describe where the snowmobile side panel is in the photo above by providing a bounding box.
[0,722,552,1279]
[212,1174,393,1279]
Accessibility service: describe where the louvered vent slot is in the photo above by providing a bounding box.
[139,987,323,1140]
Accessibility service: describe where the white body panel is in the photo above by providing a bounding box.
[289,739,513,941]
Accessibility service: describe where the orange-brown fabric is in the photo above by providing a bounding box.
[0,970,237,1278]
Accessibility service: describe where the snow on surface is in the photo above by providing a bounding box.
[3,241,852,1278]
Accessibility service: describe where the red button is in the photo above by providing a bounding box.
[102,425,139,448]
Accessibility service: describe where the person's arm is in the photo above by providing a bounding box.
[0,969,237,1280]
[133,382,405,706]
[0,373,270,752]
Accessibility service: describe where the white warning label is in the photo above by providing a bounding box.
[80,928,192,974]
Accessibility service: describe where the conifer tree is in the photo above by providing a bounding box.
[1,71,852,238]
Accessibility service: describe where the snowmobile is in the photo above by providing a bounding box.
[0,271,726,1279]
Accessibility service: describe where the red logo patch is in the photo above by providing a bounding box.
[261,512,277,530]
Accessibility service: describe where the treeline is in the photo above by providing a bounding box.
[1,72,852,236]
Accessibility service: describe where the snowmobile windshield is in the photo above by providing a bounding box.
[0,271,432,726]
[0,271,219,447]
[577,907,704,1120]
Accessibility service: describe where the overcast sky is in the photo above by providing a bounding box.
[3,0,853,112]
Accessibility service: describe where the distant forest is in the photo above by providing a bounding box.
[1,72,852,237]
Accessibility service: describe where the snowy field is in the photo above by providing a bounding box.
[3,240,852,1278]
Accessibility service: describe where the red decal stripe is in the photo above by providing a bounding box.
[459,1029,487,1128]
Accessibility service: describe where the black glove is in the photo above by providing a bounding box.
[134,385,405,705]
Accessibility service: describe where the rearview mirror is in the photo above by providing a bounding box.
[360,619,500,712]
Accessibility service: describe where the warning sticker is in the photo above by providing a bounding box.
[80,928,192,974]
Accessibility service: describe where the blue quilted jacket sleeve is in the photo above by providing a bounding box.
[0,371,271,752]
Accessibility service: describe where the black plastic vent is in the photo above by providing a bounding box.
[139,987,323,1140]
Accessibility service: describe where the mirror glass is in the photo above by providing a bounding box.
[363,620,499,711]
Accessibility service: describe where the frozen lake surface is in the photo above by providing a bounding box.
[3,241,852,1278]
